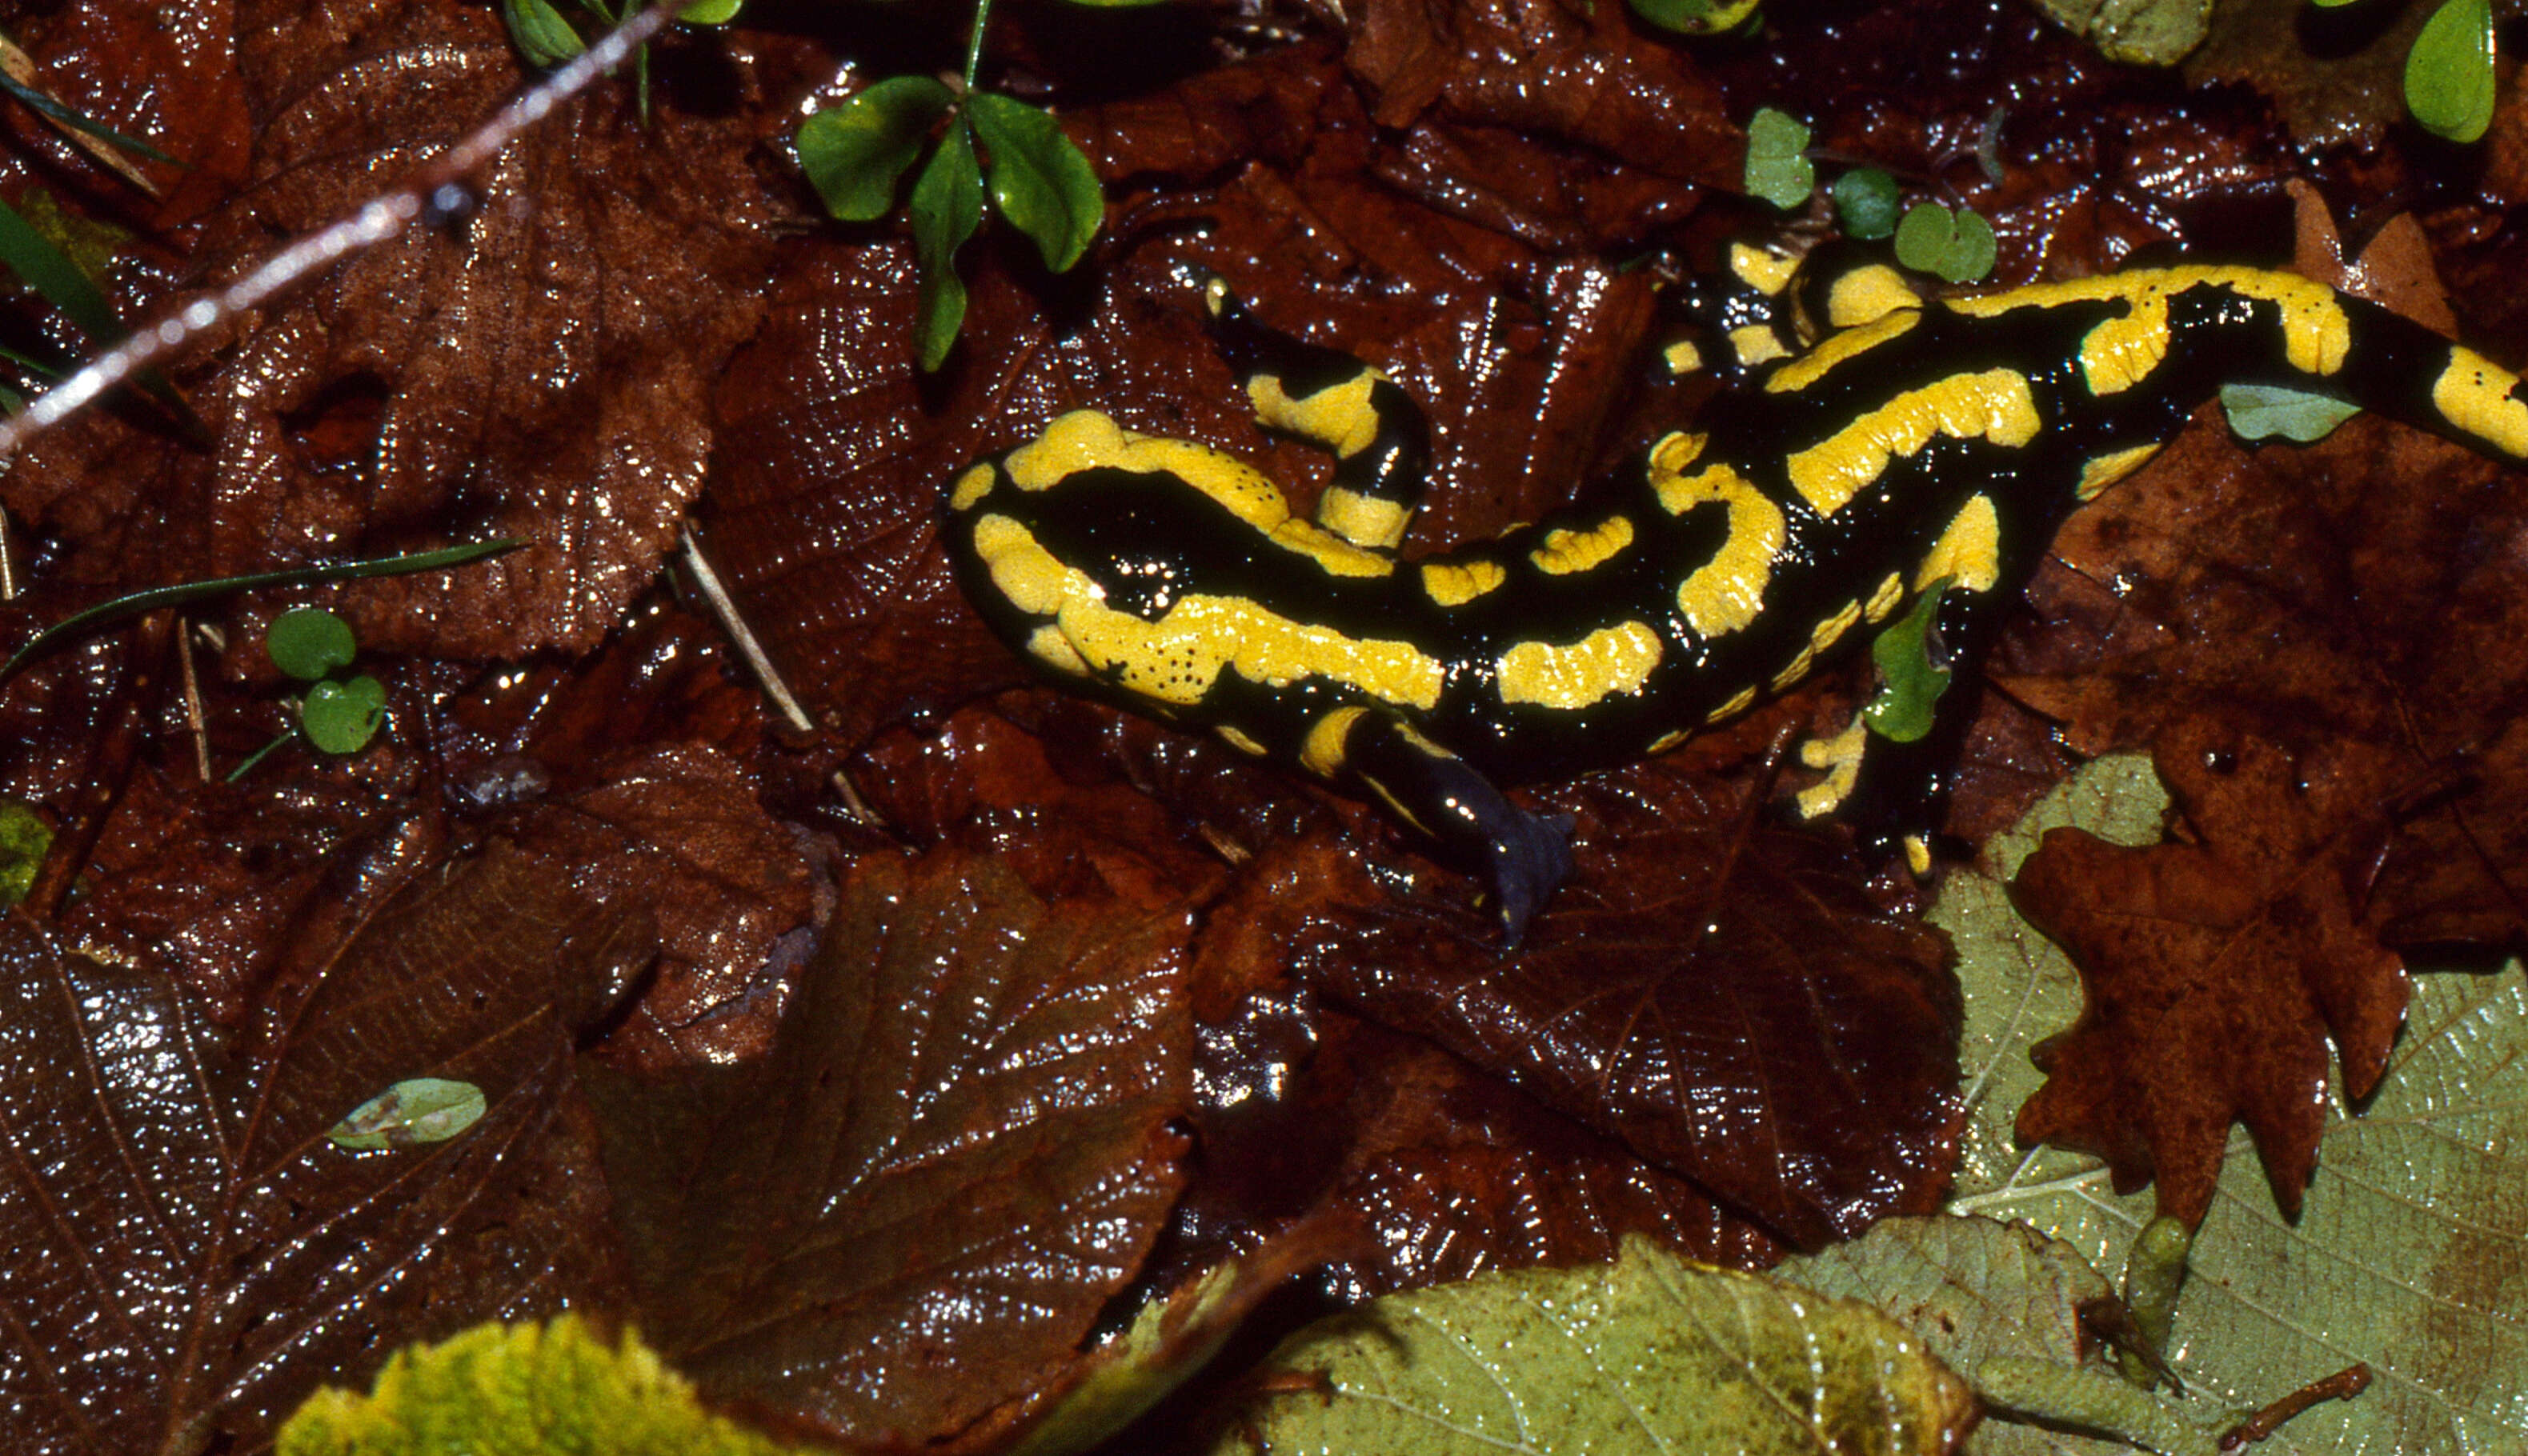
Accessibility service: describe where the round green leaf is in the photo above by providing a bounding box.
[2406,0,2497,143]
[676,0,743,21]
[965,92,1104,274]
[1629,0,1764,34]
[327,1078,488,1151]
[911,122,985,371]
[1743,107,1816,210]
[1893,202,1957,271]
[796,76,956,224]
[500,0,585,68]
[266,606,357,682]
[1944,206,1997,282]
[1832,167,1901,239]
[2221,382,2363,442]
[302,674,387,754]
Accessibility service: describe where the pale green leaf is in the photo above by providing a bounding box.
[677,0,743,22]
[2221,382,2362,442]
[1218,1235,1975,1455]
[277,1315,811,1455]
[0,796,49,910]
[1779,1216,2218,1454]
[911,122,984,371]
[266,606,356,682]
[327,1078,487,1151]
[966,91,1102,273]
[795,76,955,223]
[1745,106,1816,210]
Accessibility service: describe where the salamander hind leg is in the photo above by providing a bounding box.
[1300,704,1573,946]
[1195,273,1432,553]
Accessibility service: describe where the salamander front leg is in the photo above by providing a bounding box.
[1302,706,1573,946]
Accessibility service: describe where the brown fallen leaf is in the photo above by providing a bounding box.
[0,840,647,1450]
[584,848,1196,1448]
[2008,722,2411,1224]
[2,0,793,661]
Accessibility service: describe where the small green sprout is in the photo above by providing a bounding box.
[0,797,51,910]
[795,0,1121,370]
[1893,202,1997,283]
[1830,167,1901,240]
[232,606,386,778]
[499,0,744,121]
[1743,107,1815,209]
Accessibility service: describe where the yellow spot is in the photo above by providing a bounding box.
[1656,462,1785,638]
[1530,514,1637,575]
[1217,725,1268,756]
[1270,519,1396,578]
[1825,265,1919,329]
[1300,706,1368,777]
[1810,598,1862,654]
[1706,686,1755,723]
[1651,431,1709,474]
[1729,242,1801,295]
[2075,443,2162,501]
[1355,772,1430,834]
[1498,621,1664,709]
[1648,729,1689,753]
[1663,338,1705,376]
[1785,368,2039,516]
[1729,324,1789,369]
[1795,720,1869,819]
[1916,494,2000,593]
[1319,487,1412,551]
[2431,346,2528,458]
[949,463,998,511]
[1864,571,1905,622]
[1027,625,1088,674]
[1765,309,1921,395]
[1201,274,1232,317]
[1948,266,2350,396]
[1423,558,1508,606]
[1248,371,1384,459]
[1904,834,1933,876]
[968,515,1444,709]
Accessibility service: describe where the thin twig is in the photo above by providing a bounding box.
[0,0,684,462]
[2219,1365,2370,1449]
[677,527,814,734]
[176,615,209,782]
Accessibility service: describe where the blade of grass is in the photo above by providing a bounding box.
[2,539,521,679]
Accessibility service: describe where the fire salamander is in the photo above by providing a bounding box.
[941,258,2528,940]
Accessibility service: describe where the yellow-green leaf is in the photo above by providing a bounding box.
[278,1315,812,1456]
[2029,0,2210,66]
[1217,1235,1976,1454]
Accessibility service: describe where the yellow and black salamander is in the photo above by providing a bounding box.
[941,261,2528,939]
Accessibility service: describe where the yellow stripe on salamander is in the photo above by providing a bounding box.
[1422,558,1508,606]
[1248,371,1385,460]
[1497,621,1664,709]
[2432,346,2528,459]
[1786,368,2039,516]
[970,514,1445,709]
[1530,514,1636,575]
[1947,266,2350,397]
[1655,462,1785,639]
